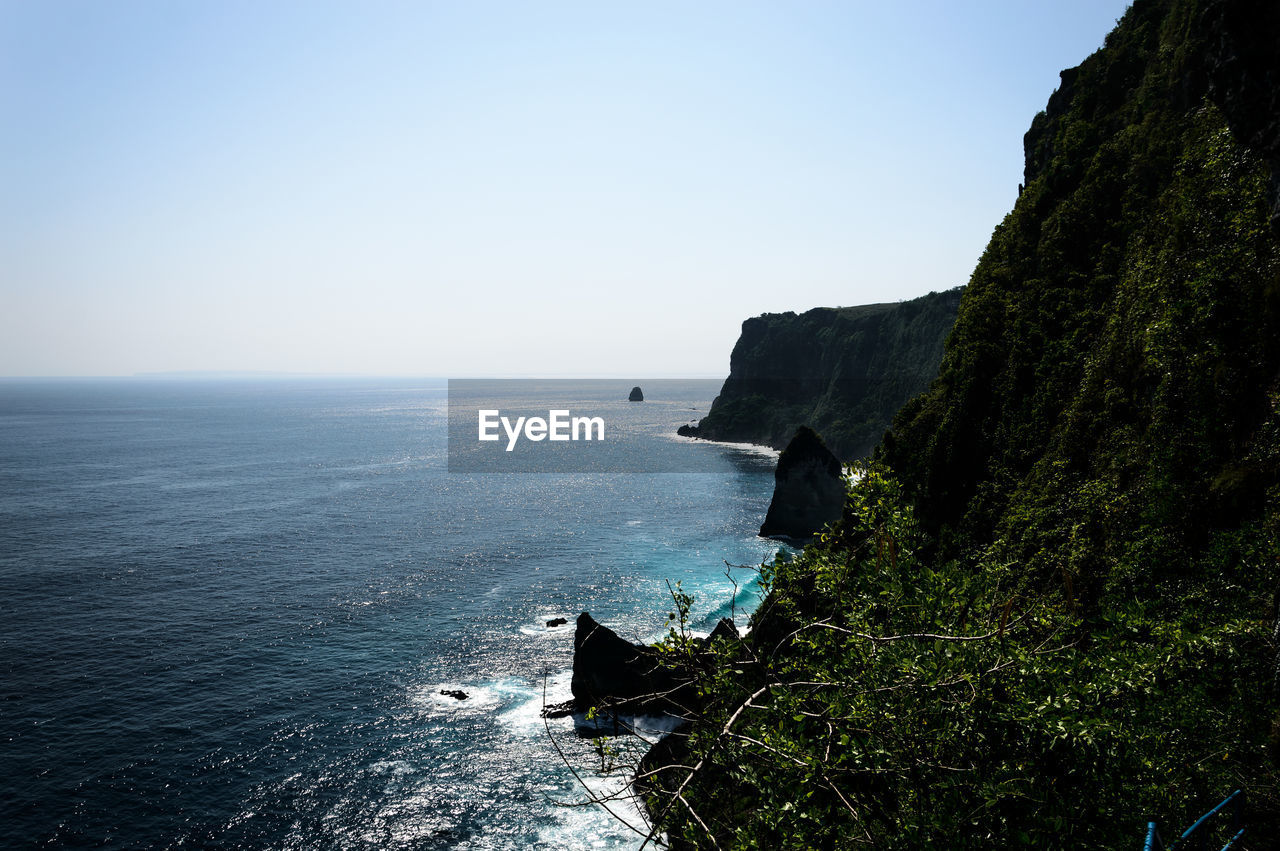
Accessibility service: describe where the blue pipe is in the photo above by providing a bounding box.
[1219,827,1245,851]
[1178,789,1242,843]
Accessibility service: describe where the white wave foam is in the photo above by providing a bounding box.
[534,760,657,850]
[411,671,583,733]
[668,432,781,460]
[572,711,684,741]
[496,669,575,736]
[518,615,574,637]
[410,676,535,714]
[367,759,415,777]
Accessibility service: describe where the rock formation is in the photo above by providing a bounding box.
[678,288,961,460]
[628,386,644,402]
[759,426,846,540]
[569,612,690,718]
[565,613,740,724]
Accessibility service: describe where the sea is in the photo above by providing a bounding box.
[0,377,783,849]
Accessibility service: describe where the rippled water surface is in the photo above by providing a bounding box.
[0,378,779,848]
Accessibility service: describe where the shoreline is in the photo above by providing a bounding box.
[668,431,783,462]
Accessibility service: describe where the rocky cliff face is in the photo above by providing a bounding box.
[678,288,962,460]
[883,0,1280,554]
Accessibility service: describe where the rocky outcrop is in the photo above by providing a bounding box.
[759,427,846,540]
[565,613,741,725]
[706,617,739,644]
[629,386,644,402]
[678,289,961,460]
[570,613,692,718]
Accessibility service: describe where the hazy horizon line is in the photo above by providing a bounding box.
[0,371,731,382]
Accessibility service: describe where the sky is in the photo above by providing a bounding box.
[1,0,1134,378]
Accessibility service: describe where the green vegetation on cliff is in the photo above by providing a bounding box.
[679,289,962,460]
[640,0,1280,846]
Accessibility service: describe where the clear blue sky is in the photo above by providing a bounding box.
[1,1,1132,377]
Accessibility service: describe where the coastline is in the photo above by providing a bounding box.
[669,431,782,462]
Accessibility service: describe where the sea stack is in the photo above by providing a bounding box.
[629,386,644,402]
[759,426,846,541]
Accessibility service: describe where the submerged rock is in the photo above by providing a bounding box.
[440,689,469,701]
[759,426,846,541]
[629,386,644,402]
[540,699,576,719]
[546,617,568,628]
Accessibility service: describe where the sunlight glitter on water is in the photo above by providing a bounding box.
[0,379,779,848]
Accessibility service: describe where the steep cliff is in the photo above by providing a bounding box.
[678,288,962,460]
[642,1,1280,847]
[881,0,1280,565]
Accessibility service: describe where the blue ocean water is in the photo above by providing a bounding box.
[0,378,781,849]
